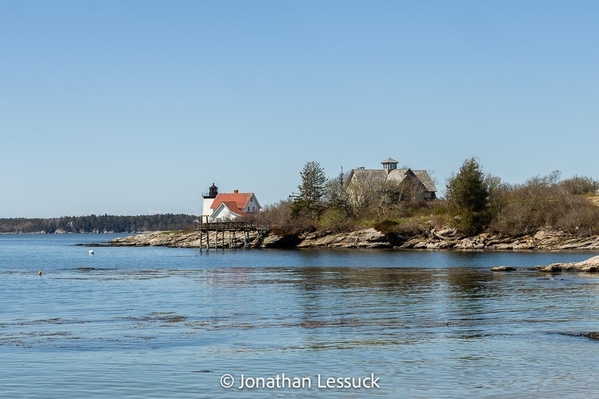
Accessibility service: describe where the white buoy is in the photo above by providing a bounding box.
[38,269,43,276]
[89,250,94,255]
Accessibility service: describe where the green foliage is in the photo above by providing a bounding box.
[319,208,354,232]
[445,157,490,235]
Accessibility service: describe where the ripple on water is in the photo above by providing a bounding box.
[3,237,599,398]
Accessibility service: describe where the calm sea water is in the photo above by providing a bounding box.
[2,234,599,398]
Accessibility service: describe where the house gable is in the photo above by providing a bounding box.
[346,157,437,202]
[386,168,413,184]
[210,201,247,221]
[412,170,437,193]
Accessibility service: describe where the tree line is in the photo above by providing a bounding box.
[0,214,197,234]
[247,159,599,238]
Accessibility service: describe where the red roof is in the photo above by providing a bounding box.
[210,193,254,211]
[217,201,248,217]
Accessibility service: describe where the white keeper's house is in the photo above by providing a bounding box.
[202,183,262,222]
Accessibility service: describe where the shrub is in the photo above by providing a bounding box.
[560,175,599,196]
[319,208,355,233]
[489,172,599,236]
[373,219,399,235]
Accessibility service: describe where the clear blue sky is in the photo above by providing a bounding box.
[2,1,598,218]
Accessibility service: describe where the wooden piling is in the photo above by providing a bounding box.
[196,219,267,251]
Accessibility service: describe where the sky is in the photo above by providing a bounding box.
[1,0,598,218]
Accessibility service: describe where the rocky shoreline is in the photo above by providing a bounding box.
[103,227,599,251]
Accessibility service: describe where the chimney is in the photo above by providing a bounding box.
[234,189,238,194]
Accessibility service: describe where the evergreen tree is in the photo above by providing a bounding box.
[292,161,327,219]
[445,157,490,235]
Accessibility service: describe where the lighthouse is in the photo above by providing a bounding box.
[202,183,218,216]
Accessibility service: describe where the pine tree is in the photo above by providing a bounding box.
[445,157,490,235]
[292,161,327,219]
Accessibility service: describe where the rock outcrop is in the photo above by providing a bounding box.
[103,228,599,252]
[296,228,392,249]
[109,231,259,248]
[399,228,599,251]
[107,228,393,249]
[491,266,517,272]
[536,255,599,273]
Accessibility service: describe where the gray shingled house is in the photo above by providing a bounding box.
[346,158,437,207]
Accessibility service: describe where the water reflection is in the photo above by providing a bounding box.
[198,266,528,350]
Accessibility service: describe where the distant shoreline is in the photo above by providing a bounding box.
[0,231,149,235]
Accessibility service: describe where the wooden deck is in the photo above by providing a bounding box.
[196,216,269,251]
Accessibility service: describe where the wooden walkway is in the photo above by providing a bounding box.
[196,216,269,251]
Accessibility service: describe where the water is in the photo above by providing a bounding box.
[2,234,599,398]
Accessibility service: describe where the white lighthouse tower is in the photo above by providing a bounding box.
[202,183,218,216]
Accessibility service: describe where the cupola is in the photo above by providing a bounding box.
[381,158,398,171]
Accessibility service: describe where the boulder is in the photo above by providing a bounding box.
[537,264,563,273]
[491,266,517,272]
[537,255,599,273]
